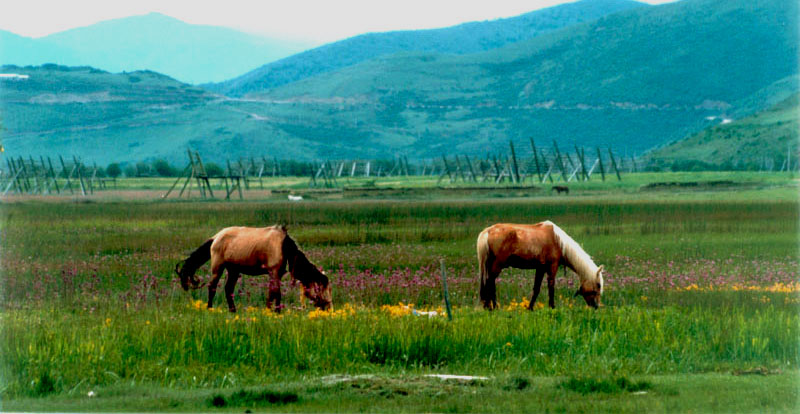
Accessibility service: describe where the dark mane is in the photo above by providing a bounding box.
[175,238,213,290]
[282,233,328,287]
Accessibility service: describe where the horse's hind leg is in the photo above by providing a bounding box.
[224,269,240,313]
[207,263,225,309]
[491,277,498,309]
[480,271,499,310]
[488,272,499,310]
[528,269,545,310]
[481,256,502,310]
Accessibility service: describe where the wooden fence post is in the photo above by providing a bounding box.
[596,147,606,181]
[440,259,453,321]
[552,141,568,182]
[608,148,622,181]
[509,141,520,183]
[530,138,543,182]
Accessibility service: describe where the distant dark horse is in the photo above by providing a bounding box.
[175,225,331,312]
[551,185,569,194]
[477,221,603,310]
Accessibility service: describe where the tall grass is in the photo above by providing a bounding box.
[2,300,796,397]
[0,194,797,398]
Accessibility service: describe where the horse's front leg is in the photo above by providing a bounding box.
[528,269,545,310]
[224,269,240,313]
[547,263,558,308]
[207,263,225,309]
[266,269,282,313]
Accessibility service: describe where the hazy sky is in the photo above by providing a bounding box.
[2,0,680,44]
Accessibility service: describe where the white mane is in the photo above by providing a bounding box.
[546,221,603,292]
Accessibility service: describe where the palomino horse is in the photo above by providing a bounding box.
[477,221,603,310]
[175,225,331,312]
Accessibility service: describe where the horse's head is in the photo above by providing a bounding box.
[175,260,201,290]
[286,238,332,310]
[294,259,332,310]
[574,265,603,309]
[302,270,332,311]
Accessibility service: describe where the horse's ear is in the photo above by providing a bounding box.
[597,265,604,275]
[278,224,288,232]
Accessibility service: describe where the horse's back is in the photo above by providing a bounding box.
[482,222,554,242]
[481,222,558,264]
[211,226,286,269]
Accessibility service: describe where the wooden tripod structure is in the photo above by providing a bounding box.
[162,150,214,199]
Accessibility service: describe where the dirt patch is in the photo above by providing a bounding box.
[425,374,489,381]
[313,374,489,399]
[732,367,782,376]
[639,180,740,191]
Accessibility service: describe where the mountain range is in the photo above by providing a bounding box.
[0,0,797,167]
[0,13,313,84]
[209,0,645,96]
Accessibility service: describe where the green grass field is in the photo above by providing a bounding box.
[0,172,798,412]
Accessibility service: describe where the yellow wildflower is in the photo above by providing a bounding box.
[380,303,413,317]
[308,303,357,319]
[677,282,800,293]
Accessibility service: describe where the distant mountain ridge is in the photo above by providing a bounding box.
[1,0,797,167]
[210,0,647,97]
[251,0,797,155]
[0,13,314,84]
[262,0,796,105]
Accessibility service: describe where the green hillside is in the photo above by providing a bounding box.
[256,0,798,107]
[0,13,313,84]
[211,0,646,96]
[252,0,798,155]
[0,65,358,164]
[645,93,800,170]
[1,0,797,166]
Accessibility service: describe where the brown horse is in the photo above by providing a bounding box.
[477,221,603,310]
[175,225,332,312]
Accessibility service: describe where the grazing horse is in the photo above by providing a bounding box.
[477,221,603,310]
[551,185,569,194]
[175,225,331,312]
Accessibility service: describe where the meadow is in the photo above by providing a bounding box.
[0,172,798,412]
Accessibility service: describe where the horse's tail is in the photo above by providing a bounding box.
[476,228,491,295]
[175,238,214,290]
